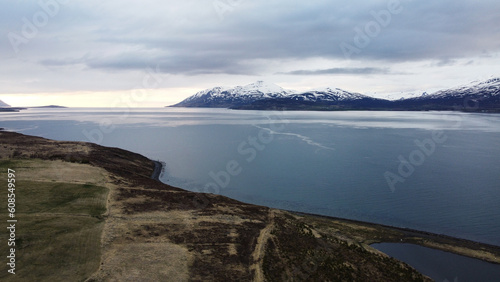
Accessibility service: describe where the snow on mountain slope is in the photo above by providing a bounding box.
[0,100,11,107]
[173,81,297,107]
[183,86,231,101]
[379,91,428,101]
[173,78,500,110]
[415,78,500,100]
[289,87,372,102]
[233,81,297,97]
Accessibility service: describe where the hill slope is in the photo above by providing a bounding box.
[393,78,500,111]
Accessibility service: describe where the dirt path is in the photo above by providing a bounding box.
[252,209,276,282]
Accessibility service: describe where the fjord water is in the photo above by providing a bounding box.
[2,108,500,247]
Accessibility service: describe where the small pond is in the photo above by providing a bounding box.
[371,243,500,281]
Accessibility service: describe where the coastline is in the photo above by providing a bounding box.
[2,131,498,280]
[150,160,500,265]
[151,160,163,181]
[289,211,500,265]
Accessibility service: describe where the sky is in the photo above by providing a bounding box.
[1,0,500,107]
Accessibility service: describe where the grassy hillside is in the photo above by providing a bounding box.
[0,160,108,281]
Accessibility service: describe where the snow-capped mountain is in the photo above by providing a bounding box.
[172,81,297,108]
[0,100,11,108]
[288,87,372,103]
[232,80,297,97]
[394,78,500,111]
[416,78,500,100]
[172,81,376,108]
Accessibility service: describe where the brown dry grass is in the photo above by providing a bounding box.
[89,243,190,282]
[14,159,107,186]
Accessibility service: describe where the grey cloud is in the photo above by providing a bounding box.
[278,67,394,75]
[80,51,262,76]
[1,0,500,93]
[78,0,500,73]
[40,57,86,67]
[434,59,458,67]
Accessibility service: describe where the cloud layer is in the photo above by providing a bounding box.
[1,0,500,104]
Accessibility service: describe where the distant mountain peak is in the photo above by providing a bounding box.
[479,77,500,86]
[250,80,266,86]
[309,87,342,93]
[237,81,296,96]
[172,81,297,107]
[245,80,273,88]
[0,100,11,108]
[415,77,500,100]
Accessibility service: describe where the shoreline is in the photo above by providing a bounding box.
[3,131,498,280]
[149,161,500,264]
[291,210,500,248]
[151,160,163,181]
[289,211,500,264]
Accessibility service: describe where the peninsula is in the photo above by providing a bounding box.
[1,131,499,281]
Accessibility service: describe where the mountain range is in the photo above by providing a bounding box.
[171,79,500,112]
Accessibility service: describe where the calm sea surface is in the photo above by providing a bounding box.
[2,108,500,246]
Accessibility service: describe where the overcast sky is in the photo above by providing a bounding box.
[1,0,499,107]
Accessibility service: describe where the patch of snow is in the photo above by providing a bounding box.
[380,91,427,101]
[179,81,297,104]
[299,87,371,101]
[177,77,500,106]
[422,77,500,99]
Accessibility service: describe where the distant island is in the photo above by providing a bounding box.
[0,99,26,112]
[170,78,500,112]
[27,105,68,108]
[0,107,27,112]
[1,131,499,280]
[0,101,67,112]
